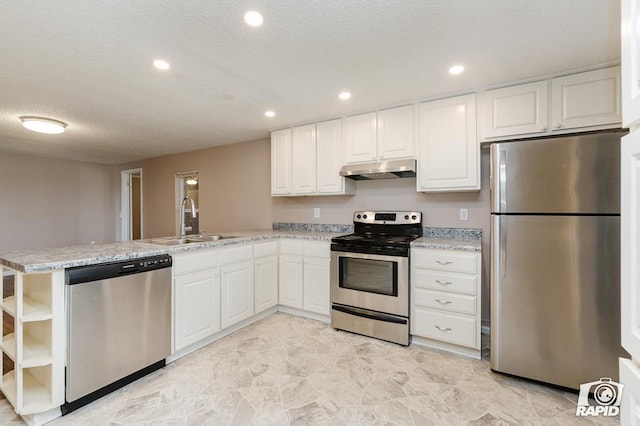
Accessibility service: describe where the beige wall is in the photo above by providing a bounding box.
[119,138,272,238]
[0,152,118,251]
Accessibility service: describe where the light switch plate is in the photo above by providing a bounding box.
[459,208,468,221]
[313,208,320,218]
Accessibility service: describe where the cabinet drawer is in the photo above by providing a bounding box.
[412,308,477,349]
[280,239,304,255]
[173,249,219,275]
[220,245,253,264]
[254,241,278,257]
[414,288,476,315]
[413,249,478,274]
[303,240,330,258]
[413,269,477,295]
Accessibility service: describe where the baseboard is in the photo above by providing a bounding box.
[411,335,481,360]
[21,407,61,426]
[277,306,330,323]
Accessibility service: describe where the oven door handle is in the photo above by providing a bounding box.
[332,304,407,325]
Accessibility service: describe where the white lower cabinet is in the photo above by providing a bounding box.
[411,248,481,358]
[279,239,330,315]
[220,245,254,329]
[173,249,220,352]
[254,242,278,314]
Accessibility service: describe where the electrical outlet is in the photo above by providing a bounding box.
[313,207,320,218]
[459,208,468,221]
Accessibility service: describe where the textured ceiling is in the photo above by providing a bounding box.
[0,1,620,165]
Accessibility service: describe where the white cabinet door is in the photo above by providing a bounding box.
[550,67,621,131]
[480,80,548,139]
[174,268,220,351]
[622,0,640,128]
[220,260,254,329]
[377,105,415,160]
[278,255,303,309]
[343,112,377,164]
[254,255,278,314]
[292,124,317,194]
[622,132,640,358]
[303,257,330,315]
[417,94,479,192]
[271,128,292,196]
[317,119,353,194]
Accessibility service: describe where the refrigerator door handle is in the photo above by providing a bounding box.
[490,144,507,212]
[499,150,507,211]
[498,216,507,278]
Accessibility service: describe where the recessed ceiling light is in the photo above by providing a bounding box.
[449,65,465,75]
[265,110,275,118]
[20,116,67,134]
[186,177,198,186]
[339,92,351,100]
[244,11,263,27]
[153,59,170,70]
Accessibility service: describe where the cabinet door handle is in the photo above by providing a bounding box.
[435,299,452,305]
[435,279,453,286]
[435,260,452,265]
[553,123,562,129]
[540,125,548,131]
[434,325,452,332]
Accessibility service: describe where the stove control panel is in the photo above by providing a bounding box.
[353,211,421,225]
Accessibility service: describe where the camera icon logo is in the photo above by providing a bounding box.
[576,377,623,417]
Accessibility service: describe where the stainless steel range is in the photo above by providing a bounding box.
[330,211,422,345]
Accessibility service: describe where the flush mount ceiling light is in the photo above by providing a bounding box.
[244,11,264,27]
[20,116,67,134]
[186,177,198,185]
[265,110,275,118]
[153,59,170,70]
[339,92,351,100]
[449,64,465,75]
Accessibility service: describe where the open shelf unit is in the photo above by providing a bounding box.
[0,266,64,415]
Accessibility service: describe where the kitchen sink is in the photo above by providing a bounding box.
[147,235,238,246]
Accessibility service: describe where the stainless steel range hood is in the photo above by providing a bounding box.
[339,159,416,180]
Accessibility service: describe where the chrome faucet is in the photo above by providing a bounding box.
[180,196,197,238]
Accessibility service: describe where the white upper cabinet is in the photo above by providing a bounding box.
[344,106,415,164]
[316,119,355,195]
[271,128,292,195]
[377,105,415,160]
[417,94,479,192]
[622,0,640,128]
[550,67,621,131]
[291,124,317,194]
[480,80,549,139]
[343,112,378,164]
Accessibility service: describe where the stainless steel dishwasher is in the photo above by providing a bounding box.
[63,254,172,414]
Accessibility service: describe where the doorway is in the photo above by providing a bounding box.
[121,168,143,241]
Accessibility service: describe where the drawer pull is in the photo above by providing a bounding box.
[435,299,452,305]
[435,279,453,286]
[434,325,452,332]
[435,260,453,265]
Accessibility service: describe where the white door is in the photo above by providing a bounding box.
[343,112,378,164]
[377,105,415,160]
[291,124,317,194]
[417,94,479,192]
[303,257,330,315]
[278,255,303,309]
[271,128,292,195]
[480,80,548,139]
[221,260,254,329]
[550,67,621,131]
[254,255,278,314]
[174,268,220,351]
[316,119,345,194]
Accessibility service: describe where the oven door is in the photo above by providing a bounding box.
[330,251,408,317]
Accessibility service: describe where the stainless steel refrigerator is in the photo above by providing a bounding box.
[490,131,628,390]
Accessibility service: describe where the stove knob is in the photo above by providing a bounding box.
[356,214,362,219]
[404,215,409,220]
[363,214,368,219]
[411,215,417,220]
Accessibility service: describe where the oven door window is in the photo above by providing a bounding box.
[338,257,398,296]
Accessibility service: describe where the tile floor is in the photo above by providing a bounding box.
[0,313,618,425]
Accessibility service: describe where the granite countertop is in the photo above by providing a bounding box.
[411,237,482,252]
[0,230,345,273]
